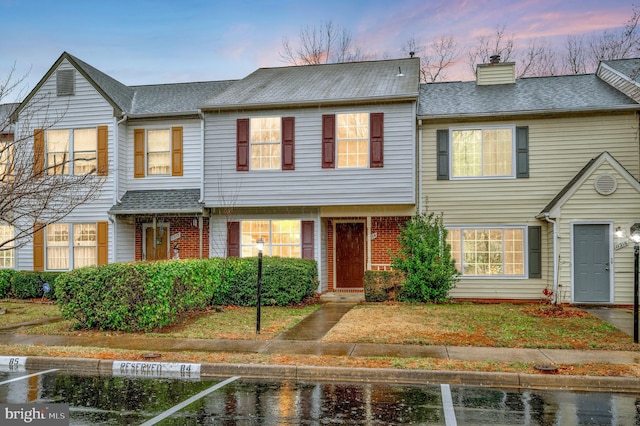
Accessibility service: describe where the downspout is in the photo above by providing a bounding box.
[198,111,205,203]
[114,114,128,204]
[543,213,559,304]
[111,114,127,263]
[417,118,423,214]
[198,111,205,259]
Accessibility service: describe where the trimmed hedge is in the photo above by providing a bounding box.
[55,257,318,332]
[363,270,406,302]
[216,257,318,306]
[0,269,14,298]
[4,271,64,299]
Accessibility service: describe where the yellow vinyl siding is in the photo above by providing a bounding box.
[422,112,639,300]
[555,162,640,304]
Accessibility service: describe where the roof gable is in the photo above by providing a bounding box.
[538,152,640,218]
[203,58,420,110]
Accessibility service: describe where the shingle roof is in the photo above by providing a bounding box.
[129,81,236,116]
[20,52,235,118]
[601,58,640,83]
[203,58,420,109]
[418,74,639,118]
[109,189,203,215]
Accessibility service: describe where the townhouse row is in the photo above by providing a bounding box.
[3,52,640,304]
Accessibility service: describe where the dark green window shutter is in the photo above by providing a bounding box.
[516,126,529,178]
[528,226,541,278]
[436,129,449,180]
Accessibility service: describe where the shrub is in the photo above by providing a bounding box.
[363,270,406,302]
[10,272,44,299]
[7,271,65,299]
[391,210,459,302]
[55,257,317,331]
[0,269,14,298]
[216,257,318,306]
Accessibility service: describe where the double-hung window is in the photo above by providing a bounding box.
[337,113,369,168]
[45,128,98,175]
[147,129,171,175]
[0,141,11,182]
[0,225,14,269]
[240,220,301,258]
[447,227,525,277]
[45,223,97,270]
[451,127,514,178]
[133,127,183,178]
[322,112,384,169]
[250,117,281,170]
[236,117,295,171]
[437,126,528,180]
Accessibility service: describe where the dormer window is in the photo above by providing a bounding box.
[56,69,75,96]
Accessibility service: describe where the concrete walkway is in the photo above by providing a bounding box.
[1,303,638,367]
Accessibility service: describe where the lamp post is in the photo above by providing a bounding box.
[256,237,264,335]
[631,225,640,344]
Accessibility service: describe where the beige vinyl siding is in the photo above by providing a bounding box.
[597,66,640,102]
[422,112,639,300]
[203,102,416,208]
[555,162,640,304]
[476,63,516,85]
[16,59,115,270]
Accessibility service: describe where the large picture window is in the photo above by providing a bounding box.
[46,128,97,175]
[337,113,369,168]
[447,227,525,277]
[0,225,14,269]
[250,117,281,170]
[451,127,514,178]
[240,220,301,258]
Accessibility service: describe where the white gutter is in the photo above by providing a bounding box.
[543,213,559,304]
[417,118,423,214]
[114,114,128,204]
[198,111,205,203]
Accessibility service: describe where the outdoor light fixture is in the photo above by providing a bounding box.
[256,237,264,334]
[632,223,640,343]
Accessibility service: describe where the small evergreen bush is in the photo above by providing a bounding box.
[391,210,459,302]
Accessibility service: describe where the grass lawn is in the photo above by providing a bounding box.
[321,303,639,351]
[22,304,320,340]
[0,301,61,328]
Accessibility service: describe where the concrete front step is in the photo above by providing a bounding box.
[319,292,365,303]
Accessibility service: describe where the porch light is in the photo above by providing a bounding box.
[256,237,264,335]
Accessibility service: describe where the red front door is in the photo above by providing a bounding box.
[336,222,365,288]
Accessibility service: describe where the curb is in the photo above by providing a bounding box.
[16,356,640,393]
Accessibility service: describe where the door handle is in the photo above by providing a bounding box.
[605,262,609,271]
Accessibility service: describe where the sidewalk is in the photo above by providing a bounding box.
[2,303,638,366]
[1,302,639,391]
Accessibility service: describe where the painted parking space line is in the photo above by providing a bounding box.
[0,369,59,386]
[140,376,240,426]
[441,384,457,426]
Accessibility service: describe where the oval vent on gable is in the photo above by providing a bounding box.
[594,174,617,195]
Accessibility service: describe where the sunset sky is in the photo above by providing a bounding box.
[0,0,636,99]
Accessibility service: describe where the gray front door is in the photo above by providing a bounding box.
[574,224,610,303]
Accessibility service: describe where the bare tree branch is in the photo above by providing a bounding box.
[401,34,458,82]
[0,65,105,253]
[279,20,371,65]
[467,25,515,75]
